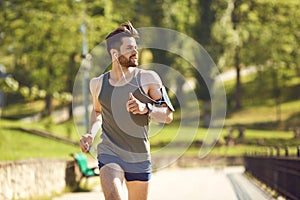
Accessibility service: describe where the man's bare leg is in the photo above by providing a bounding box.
[126,181,149,200]
[100,163,125,200]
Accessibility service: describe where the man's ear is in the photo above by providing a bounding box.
[110,49,118,58]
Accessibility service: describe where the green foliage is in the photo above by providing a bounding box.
[1,0,299,119]
[0,76,19,92]
[210,0,300,109]
[1,0,114,112]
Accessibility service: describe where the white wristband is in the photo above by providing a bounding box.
[90,121,101,139]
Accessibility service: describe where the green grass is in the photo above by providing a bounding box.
[149,123,299,156]
[225,99,300,129]
[40,119,81,141]
[149,124,207,144]
[224,67,300,127]
[1,117,81,141]
[2,100,45,119]
[0,120,80,161]
[2,99,63,119]
[2,116,298,161]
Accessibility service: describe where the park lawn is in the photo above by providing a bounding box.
[225,99,300,126]
[1,117,298,161]
[1,100,45,119]
[150,145,272,157]
[0,126,80,161]
[39,119,81,141]
[184,145,266,156]
[150,125,298,156]
[1,99,81,141]
[1,118,80,141]
[2,99,62,119]
[149,124,207,144]
[149,124,293,144]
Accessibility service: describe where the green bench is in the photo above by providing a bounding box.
[71,153,99,186]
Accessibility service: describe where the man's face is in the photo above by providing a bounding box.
[118,37,138,68]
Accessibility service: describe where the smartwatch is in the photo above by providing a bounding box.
[146,103,153,114]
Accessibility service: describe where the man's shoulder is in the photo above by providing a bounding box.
[90,73,107,95]
[90,75,101,85]
[139,68,162,85]
[139,69,160,79]
[90,72,107,84]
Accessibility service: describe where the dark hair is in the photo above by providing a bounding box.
[105,21,139,54]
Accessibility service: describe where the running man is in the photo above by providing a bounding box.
[80,22,174,200]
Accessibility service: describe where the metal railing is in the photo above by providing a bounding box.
[244,146,300,200]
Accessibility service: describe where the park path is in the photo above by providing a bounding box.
[53,166,274,200]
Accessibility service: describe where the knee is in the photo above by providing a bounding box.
[100,163,124,179]
[100,163,125,198]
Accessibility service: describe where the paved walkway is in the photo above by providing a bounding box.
[54,166,274,200]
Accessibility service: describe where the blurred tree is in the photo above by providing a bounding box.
[192,0,217,106]
[2,0,299,120]
[2,0,83,115]
[160,0,199,108]
[212,0,300,111]
[212,0,249,110]
[0,0,115,117]
[251,0,300,121]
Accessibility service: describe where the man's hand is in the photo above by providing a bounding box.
[126,93,148,115]
[80,134,93,152]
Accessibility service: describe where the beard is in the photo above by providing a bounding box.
[118,54,138,68]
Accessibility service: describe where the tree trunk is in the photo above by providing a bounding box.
[45,94,53,116]
[67,52,77,119]
[234,47,242,110]
[203,101,211,128]
[232,0,242,110]
[174,77,184,109]
[44,61,54,117]
[272,69,281,122]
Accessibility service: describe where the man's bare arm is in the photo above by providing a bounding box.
[149,104,173,124]
[126,70,173,124]
[80,76,103,152]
